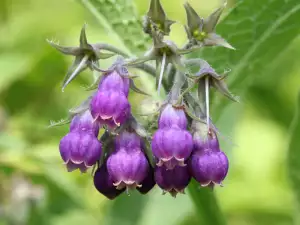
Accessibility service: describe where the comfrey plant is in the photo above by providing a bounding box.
[49,0,239,199]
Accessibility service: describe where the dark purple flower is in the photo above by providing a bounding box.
[90,90,131,128]
[59,132,102,173]
[94,161,125,200]
[107,131,149,190]
[98,70,130,96]
[70,110,99,137]
[189,149,228,187]
[137,165,156,194]
[155,165,191,197]
[151,128,193,169]
[158,104,187,129]
[189,129,229,186]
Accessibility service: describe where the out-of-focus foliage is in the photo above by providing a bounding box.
[0,0,300,225]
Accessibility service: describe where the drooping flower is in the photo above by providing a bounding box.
[93,161,125,200]
[189,149,228,187]
[155,165,191,197]
[189,122,229,187]
[107,131,150,190]
[90,67,131,129]
[59,111,102,173]
[151,104,193,169]
[90,90,131,128]
[59,130,102,173]
[152,128,193,169]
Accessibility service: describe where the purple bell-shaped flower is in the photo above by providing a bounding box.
[59,111,102,172]
[189,122,229,187]
[90,69,131,129]
[107,131,150,190]
[152,104,193,169]
[155,165,191,197]
[93,161,125,200]
[90,90,131,128]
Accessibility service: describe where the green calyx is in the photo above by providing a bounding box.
[183,1,234,49]
[143,0,175,36]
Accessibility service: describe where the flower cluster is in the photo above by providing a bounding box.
[50,0,237,199]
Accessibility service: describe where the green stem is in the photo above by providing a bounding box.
[95,43,156,77]
[170,71,186,102]
[188,180,227,225]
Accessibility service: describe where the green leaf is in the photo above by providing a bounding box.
[288,91,300,219]
[79,0,150,54]
[197,0,300,116]
[78,0,157,95]
[188,180,226,225]
[104,191,149,225]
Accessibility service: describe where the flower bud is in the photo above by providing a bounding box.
[155,165,191,197]
[158,104,187,129]
[99,70,130,96]
[59,132,102,173]
[70,110,99,137]
[94,161,125,200]
[189,129,228,186]
[152,128,193,169]
[90,90,131,128]
[107,131,149,190]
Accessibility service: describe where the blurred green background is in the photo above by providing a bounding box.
[0,0,300,224]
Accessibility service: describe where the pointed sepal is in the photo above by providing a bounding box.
[203,2,226,33]
[47,39,81,55]
[79,24,90,49]
[183,1,234,50]
[62,55,89,91]
[143,0,175,35]
[195,61,239,102]
[48,24,118,90]
[204,33,235,49]
[69,96,93,115]
[130,80,150,96]
[48,117,71,128]
[184,2,202,32]
[211,78,240,102]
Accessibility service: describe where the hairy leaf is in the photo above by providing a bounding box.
[288,91,300,216]
[194,0,300,118]
[188,180,226,225]
[79,0,150,54]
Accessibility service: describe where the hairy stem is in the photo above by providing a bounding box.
[205,76,210,129]
[158,53,166,94]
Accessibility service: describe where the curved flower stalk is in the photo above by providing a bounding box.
[49,0,239,200]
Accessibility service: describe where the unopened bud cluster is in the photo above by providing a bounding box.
[50,0,238,199]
